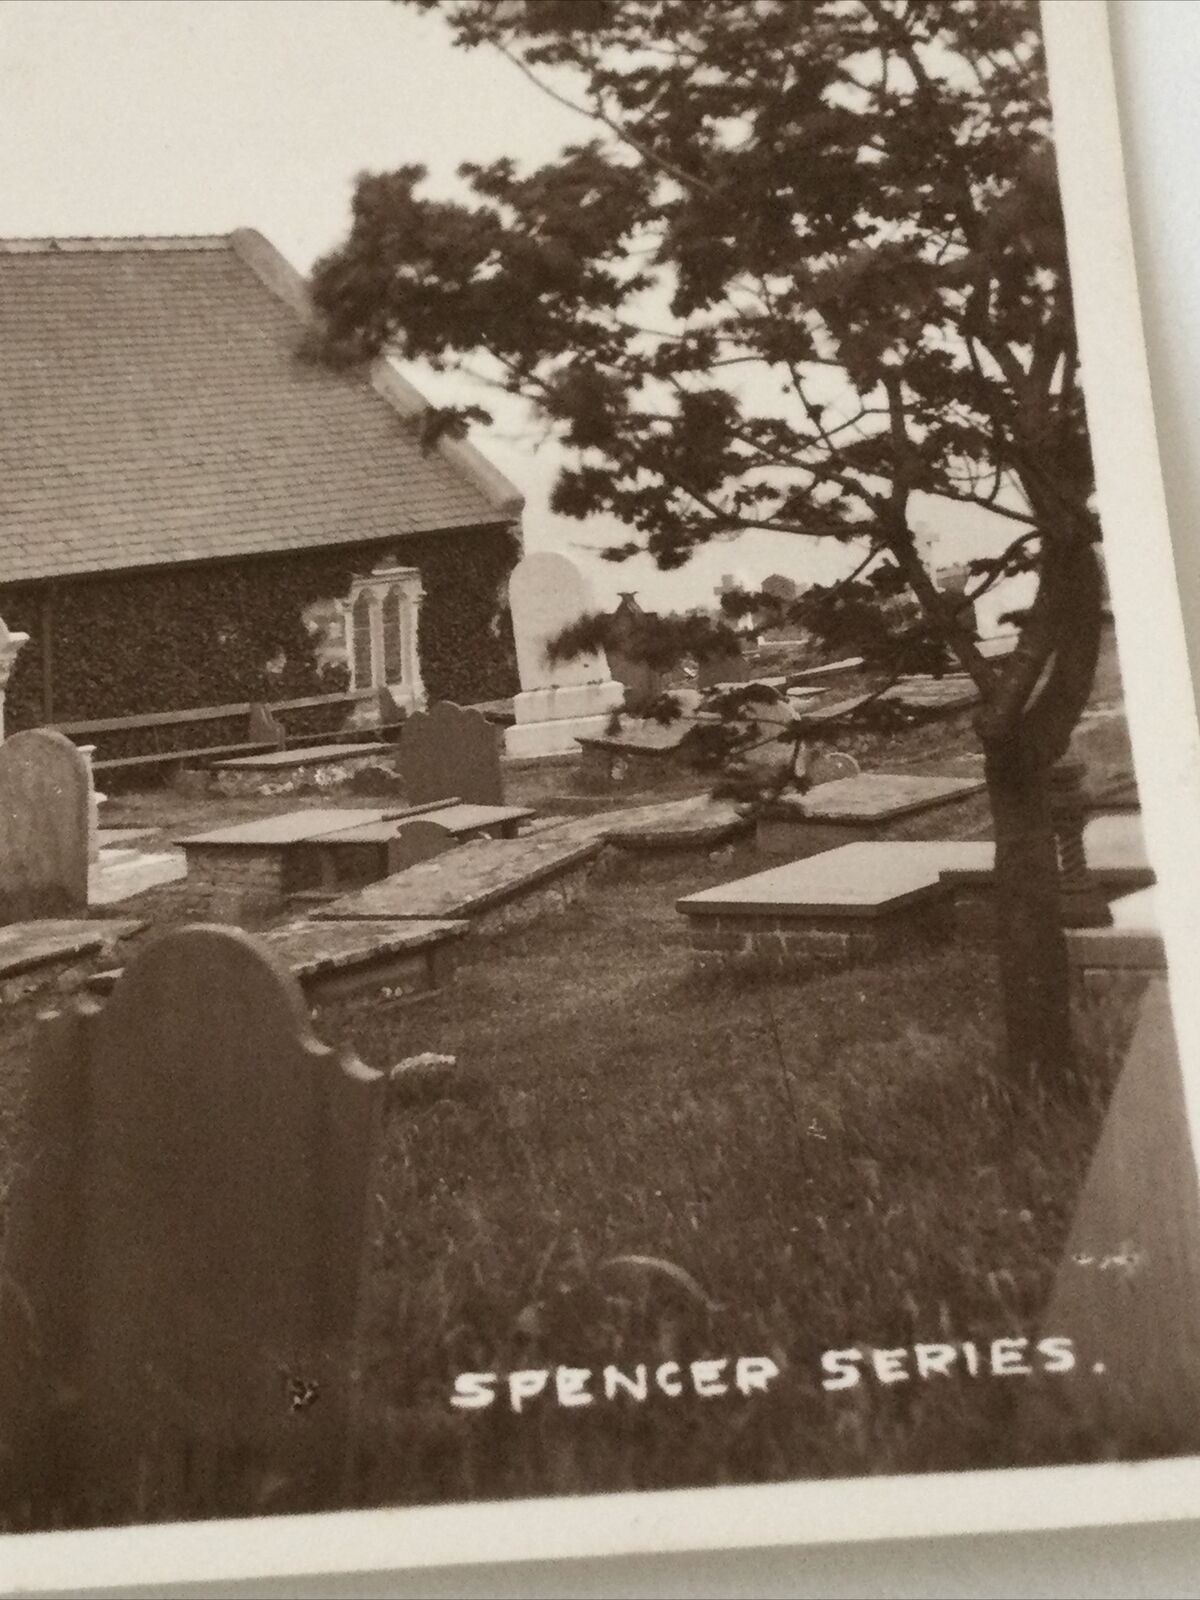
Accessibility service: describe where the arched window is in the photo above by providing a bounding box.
[342,564,426,711]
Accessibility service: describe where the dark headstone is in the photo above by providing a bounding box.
[386,817,456,873]
[0,729,91,924]
[0,925,384,1523]
[399,700,503,806]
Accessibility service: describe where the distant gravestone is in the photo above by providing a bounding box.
[387,817,456,874]
[509,551,609,692]
[400,700,503,806]
[505,553,625,757]
[696,649,749,689]
[0,925,385,1525]
[0,728,91,923]
[807,750,861,787]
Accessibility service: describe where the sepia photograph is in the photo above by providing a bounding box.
[0,0,1199,1590]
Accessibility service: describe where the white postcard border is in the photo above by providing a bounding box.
[7,1,1200,1591]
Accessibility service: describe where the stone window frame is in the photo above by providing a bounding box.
[339,564,426,711]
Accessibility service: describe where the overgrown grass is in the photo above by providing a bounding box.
[310,842,1161,1510]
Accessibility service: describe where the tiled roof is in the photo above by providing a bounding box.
[0,231,522,586]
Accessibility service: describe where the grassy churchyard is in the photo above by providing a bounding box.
[0,633,1164,1514]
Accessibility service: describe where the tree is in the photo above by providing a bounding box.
[310,0,1103,1089]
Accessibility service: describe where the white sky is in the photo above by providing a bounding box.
[2,0,1021,613]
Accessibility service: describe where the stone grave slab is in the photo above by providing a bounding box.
[789,656,863,682]
[938,811,1153,944]
[575,715,710,791]
[677,840,992,971]
[297,802,531,893]
[682,841,990,920]
[933,811,1151,887]
[176,808,412,920]
[263,916,469,1007]
[756,771,985,856]
[212,742,380,772]
[0,918,144,1002]
[316,833,603,935]
[178,808,408,849]
[533,795,750,852]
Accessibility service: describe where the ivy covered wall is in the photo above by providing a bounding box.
[0,522,520,746]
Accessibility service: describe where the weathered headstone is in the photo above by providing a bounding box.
[807,750,861,787]
[607,593,667,713]
[0,728,91,923]
[387,816,456,873]
[0,925,385,1525]
[505,552,625,757]
[695,649,749,689]
[400,699,504,806]
[0,616,30,744]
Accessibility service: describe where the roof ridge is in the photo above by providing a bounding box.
[0,235,234,255]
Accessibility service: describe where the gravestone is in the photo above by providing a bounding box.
[387,817,456,873]
[505,552,625,757]
[400,699,504,806]
[695,649,749,689]
[807,750,861,786]
[607,593,667,713]
[0,925,385,1525]
[0,728,91,923]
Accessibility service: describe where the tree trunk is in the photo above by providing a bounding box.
[984,735,1076,1095]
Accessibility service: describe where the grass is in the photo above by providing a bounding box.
[301,839,1166,1512]
[1,623,1171,1522]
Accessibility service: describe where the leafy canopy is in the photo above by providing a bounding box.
[312,0,1099,741]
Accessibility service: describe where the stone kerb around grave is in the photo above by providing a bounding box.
[505,552,625,758]
[0,728,91,923]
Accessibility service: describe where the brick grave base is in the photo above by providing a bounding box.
[685,899,951,973]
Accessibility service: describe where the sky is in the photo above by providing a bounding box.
[1,0,1023,613]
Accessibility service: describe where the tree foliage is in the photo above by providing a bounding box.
[311,0,1107,1084]
[313,0,1098,745]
